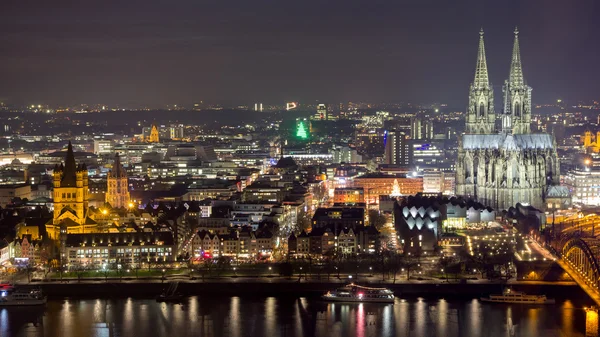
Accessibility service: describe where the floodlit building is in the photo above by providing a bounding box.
[63,232,175,268]
[456,29,560,210]
[106,153,130,209]
[48,142,96,239]
[333,187,365,204]
[565,169,600,206]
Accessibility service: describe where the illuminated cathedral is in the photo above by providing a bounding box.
[455,29,560,210]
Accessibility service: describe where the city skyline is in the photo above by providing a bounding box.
[3,2,600,336]
[1,0,599,107]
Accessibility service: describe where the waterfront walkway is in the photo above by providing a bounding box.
[21,275,577,286]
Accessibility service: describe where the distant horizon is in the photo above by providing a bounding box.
[1,1,599,108]
[0,97,590,112]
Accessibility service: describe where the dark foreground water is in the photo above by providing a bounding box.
[0,296,595,337]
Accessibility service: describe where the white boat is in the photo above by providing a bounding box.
[322,283,395,303]
[0,287,47,306]
[480,288,555,304]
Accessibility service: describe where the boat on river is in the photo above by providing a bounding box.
[480,288,555,304]
[0,286,47,306]
[322,283,395,303]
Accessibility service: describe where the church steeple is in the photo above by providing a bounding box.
[61,141,78,187]
[503,27,532,134]
[509,27,524,87]
[474,28,489,88]
[465,29,495,134]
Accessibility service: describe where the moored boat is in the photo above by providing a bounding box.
[0,287,47,306]
[322,283,395,303]
[480,288,555,304]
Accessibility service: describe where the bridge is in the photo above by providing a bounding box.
[549,216,600,305]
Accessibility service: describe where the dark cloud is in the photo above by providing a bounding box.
[0,0,598,107]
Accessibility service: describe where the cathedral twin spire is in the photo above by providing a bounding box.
[508,28,524,88]
[465,29,495,134]
[473,28,490,89]
[466,28,532,135]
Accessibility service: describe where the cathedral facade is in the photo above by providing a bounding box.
[455,29,560,211]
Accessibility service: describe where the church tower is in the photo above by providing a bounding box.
[465,29,496,134]
[106,153,130,208]
[49,141,92,239]
[148,124,160,143]
[503,28,532,134]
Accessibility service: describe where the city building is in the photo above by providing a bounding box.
[287,231,310,256]
[331,145,362,164]
[10,235,42,266]
[394,195,495,253]
[106,153,130,209]
[545,185,572,210]
[63,232,175,268]
[0,183,31,207]
[184,180,238,201]
[288,225,379,257]
[333,187,365,204]
[411,116,434,140]
[93,139,114,155]
[455,29,560,210]
[311,207,365,229]
[582,131,600,153]
[315,103,328,120]
[565,169,600,206]
[411,142,444,167]
[423,172,445,194]
[354,130,385,157]
[384,130,411,166]
[242,183,287,203]
[353,173,423,206]
[287,153,333,166]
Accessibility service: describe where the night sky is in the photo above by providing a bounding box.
[1,0,598,108]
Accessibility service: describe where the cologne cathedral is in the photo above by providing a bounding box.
[455,29,560,211]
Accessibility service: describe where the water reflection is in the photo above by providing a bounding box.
[0,297,593,337]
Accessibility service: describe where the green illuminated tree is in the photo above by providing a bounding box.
[296,121,308,139]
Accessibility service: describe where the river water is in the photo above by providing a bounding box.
[0,296,594,337]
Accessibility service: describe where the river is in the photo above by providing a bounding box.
[0,295,594,337]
